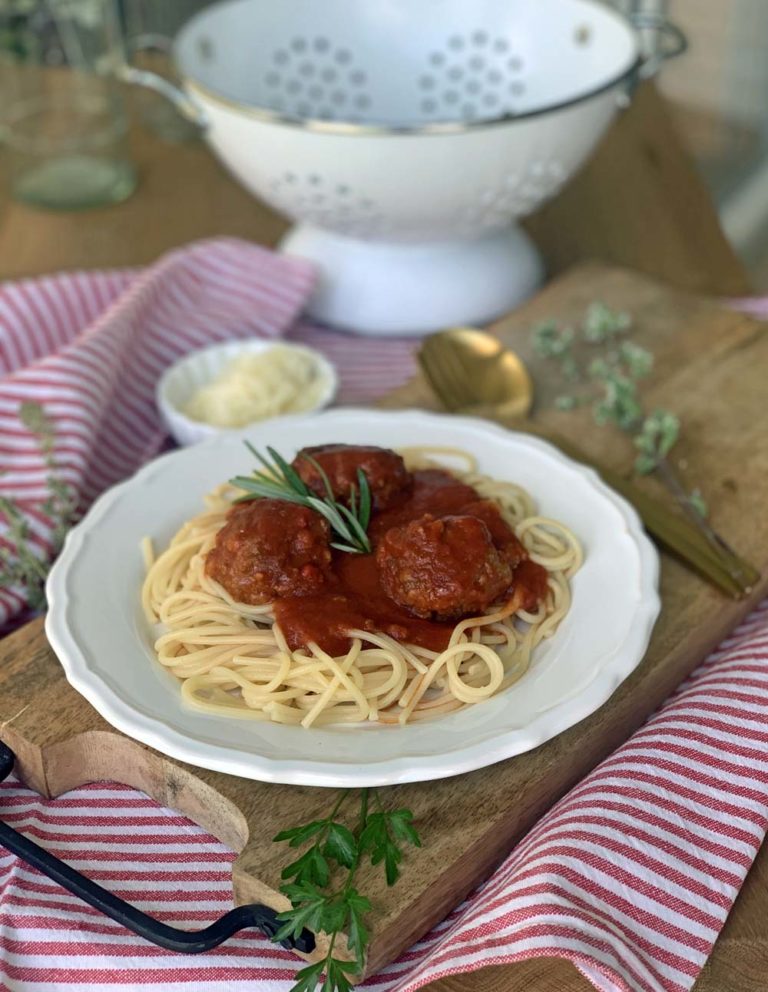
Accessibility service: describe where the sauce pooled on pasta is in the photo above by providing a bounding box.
[205,445,548,655]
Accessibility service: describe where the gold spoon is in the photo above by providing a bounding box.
[420,326,534,420]
[417,327,759,598]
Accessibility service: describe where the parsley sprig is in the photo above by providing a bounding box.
[273,789,421,992]
[230,444,372,555]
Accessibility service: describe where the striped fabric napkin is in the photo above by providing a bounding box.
[0,236,415,627]
[1,236,767,992]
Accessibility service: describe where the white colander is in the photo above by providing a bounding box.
[123,0,684,336]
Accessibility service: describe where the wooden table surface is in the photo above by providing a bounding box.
[0,82,764,991]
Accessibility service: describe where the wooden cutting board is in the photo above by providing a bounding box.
[1,264,766,978]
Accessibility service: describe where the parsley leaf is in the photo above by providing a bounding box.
[273,790,422,992]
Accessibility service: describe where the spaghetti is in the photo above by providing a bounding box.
[142,449,582,727]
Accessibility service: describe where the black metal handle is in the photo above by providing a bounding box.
[0,742,314,955]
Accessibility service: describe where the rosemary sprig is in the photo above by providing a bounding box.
[230,445,372,555]
[273,789,421,992]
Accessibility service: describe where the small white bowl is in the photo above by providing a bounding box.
[157,340,338,447]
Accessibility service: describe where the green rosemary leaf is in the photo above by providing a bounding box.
[253,468,302,491]
[330,542,362,555]
[249,444,285,485]
[306,497,354,541]
[267,446,310,496]
[244,439,270,469]
[305,497,368,554]
[252,468,286,486]
[229,477,307,504]
[335,503,371,553]
[301,454,336,503]
[229,474,278,491]
[233,444,373,556]
[357,469,371,531]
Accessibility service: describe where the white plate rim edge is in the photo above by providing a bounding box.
[45,408,661,788]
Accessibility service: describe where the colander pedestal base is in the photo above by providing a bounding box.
[280,224,543,337]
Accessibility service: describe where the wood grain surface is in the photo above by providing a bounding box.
[0,79,764,991]
[1,265,767,983]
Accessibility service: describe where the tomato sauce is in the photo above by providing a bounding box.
[271,470,548,655]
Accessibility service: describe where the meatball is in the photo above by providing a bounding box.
[376,513,513,621]
[292,444,411,511]
[460,499,527,569]
[205,499,333,604]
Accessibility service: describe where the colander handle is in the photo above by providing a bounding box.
[117,34,208,130]
[628,0,688,79]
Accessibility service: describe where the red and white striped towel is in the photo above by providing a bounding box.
[1,601,767,992]
[0,236,416,627]
[1,237,767,992]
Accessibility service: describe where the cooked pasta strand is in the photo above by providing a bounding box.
[142,455,580,726]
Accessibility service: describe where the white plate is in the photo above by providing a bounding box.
[45,409,660,788]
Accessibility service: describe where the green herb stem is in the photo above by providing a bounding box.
[274,788,421,992]
[231,446,372,555]
[0,402,77,610]
[530,304,759,596]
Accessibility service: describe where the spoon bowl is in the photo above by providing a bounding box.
[418,326,534,419]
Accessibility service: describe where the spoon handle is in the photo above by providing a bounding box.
[653,455,760,589]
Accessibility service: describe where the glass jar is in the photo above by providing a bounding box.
[0,0,137,210]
